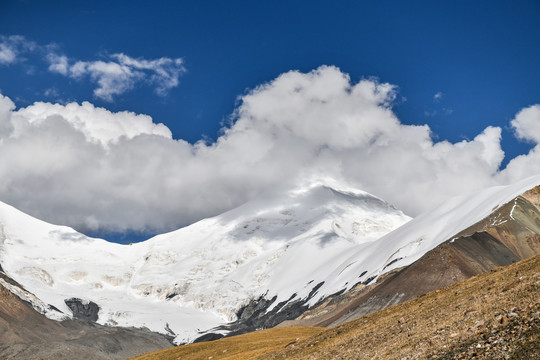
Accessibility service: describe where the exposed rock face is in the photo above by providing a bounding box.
[282,186,540,328]
[225,294,310,336]
[194,282,329,342]
[64,298,100,322]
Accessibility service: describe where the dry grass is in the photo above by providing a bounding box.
[131,253,540,360]
[128,326,324,360]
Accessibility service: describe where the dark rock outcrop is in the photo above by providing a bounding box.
[193,332,225,343]
[195,282,328,342]
[64,298,100,322]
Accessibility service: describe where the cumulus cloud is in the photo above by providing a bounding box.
[510,105,540,144]
[12,101,172,146]
[0,66,538,236]
[497,105,540,183]
[47,52,185,101]
[0,35,36,65]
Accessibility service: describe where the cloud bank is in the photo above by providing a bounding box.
[0,66,538,235]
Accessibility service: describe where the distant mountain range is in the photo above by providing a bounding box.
[0,175,539,359]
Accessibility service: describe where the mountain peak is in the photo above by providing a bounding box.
[0,179,410,344]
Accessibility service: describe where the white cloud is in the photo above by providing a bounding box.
[46,53,69,75]
[12,100,172,146]
[433,91,443,102]
[0,35,35,65]
[0,43,16,64]
[0,93,15,137]
[0,35,185,101]
[47,52,185,101]
[0,66,538,236]
[510,104,540,144]
[496,104,540,183]
[112,54,185,95]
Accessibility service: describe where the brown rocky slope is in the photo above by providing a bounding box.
[0,272,173,360]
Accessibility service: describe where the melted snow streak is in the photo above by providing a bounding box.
[0,175,539,343]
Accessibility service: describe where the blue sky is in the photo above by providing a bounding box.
[0,1,540,242]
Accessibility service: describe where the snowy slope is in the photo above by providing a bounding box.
[1,175,539,344]
[0,179,409,343]
[326,174,540,297]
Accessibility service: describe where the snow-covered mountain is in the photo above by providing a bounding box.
[0,179,409,343]
[328,174,540,289]
[1,175,540,344]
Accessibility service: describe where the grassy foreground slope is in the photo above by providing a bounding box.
[129,326,324,360]
[131,253,539,360]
